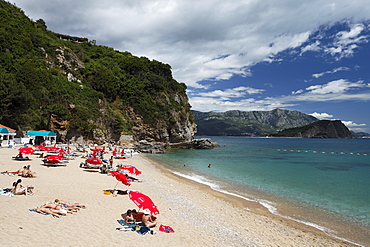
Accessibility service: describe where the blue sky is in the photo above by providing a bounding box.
[10,0,370,133]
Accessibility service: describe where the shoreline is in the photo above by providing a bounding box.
[144,154,369,247]
[0,146,363,246]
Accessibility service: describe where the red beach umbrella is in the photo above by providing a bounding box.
[110,171,131,186]
[18,146,35,154]
[128,190,160,215]
[45,155,64,161]
[119,165,142,176]
[42,146,59,151]
[86,158,103,165]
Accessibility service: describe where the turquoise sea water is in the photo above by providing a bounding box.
[146,137,370,245]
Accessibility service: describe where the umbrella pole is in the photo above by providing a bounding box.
[113,181,119,190]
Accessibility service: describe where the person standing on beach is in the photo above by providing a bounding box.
[109,156,114,168]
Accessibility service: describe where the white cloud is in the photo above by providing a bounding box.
[342,121,366,127]
[305,79,368,95]
[12,0,370,88]
[309,112,333,119]
[324,23,368,60]
[196,86,264,100]
[312,67,350,78]
[189,79,370,113]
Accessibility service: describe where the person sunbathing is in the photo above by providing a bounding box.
[124,174,142,182]
[121,209,136,224]
[10,179,33,195]
[141,209,157,228]
[16,153,23,158]
[21,165,36,178]
[1,166,27,175]
[54,199,86,209]
[33,207,66,218]
[40,202,77,213]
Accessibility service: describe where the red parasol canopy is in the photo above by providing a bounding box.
[128,190,160,215]
[119,165,142,176]
[110,171,131,186]
[85,158,103,165]
[40,146,59,151]
[18,146,35,154]
[45,155,64,161]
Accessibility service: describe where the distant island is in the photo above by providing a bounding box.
[271,120,353,138]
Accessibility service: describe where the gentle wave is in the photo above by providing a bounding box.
[172,170,364,247]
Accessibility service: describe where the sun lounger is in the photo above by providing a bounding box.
[42,163,67,167]
[12,157,32,161]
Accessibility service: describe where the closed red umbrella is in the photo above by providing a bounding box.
[128,190,160,215]
[119,165,142,176]
[86,158,103,165]
[110,171,131,186]
[18,146,35,154]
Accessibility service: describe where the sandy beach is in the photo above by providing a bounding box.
[0,146,358,247]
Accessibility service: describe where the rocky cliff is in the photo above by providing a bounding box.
[0,0,197,152]
[193,109,318,136]
[273,120,353,138]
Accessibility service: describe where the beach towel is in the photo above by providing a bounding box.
[29,209,47,215]
[136,226,151,235]
[159,225,175,233]
[117,219,137,228]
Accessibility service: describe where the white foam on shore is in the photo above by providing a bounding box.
[172,170,365,247]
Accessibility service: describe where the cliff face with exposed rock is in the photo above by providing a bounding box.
[273,120,353,138]
[0,1,198,153]
[193,109,318,136]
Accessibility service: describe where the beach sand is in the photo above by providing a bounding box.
[0,146,358,247]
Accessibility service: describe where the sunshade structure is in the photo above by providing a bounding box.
[128,190,160,215]
[18,146,35,154]
[119,165,142,176]
[0,127,9,134]
[40,146,60,152]
[26,130,56,145]
[86,158,103,165]
[0,125,16,147]
[43,155,64,164]
[110,171,131,186]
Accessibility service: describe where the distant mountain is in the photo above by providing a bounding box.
[192,109,318,136]
[351,131,370,138]
[272,120,353,138]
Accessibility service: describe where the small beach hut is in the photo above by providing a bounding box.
[26,130,56,145]
[0,124,16,147]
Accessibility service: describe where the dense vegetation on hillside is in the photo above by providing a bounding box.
[0,0,192,141]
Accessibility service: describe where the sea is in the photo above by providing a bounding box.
[145,136,370,246]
